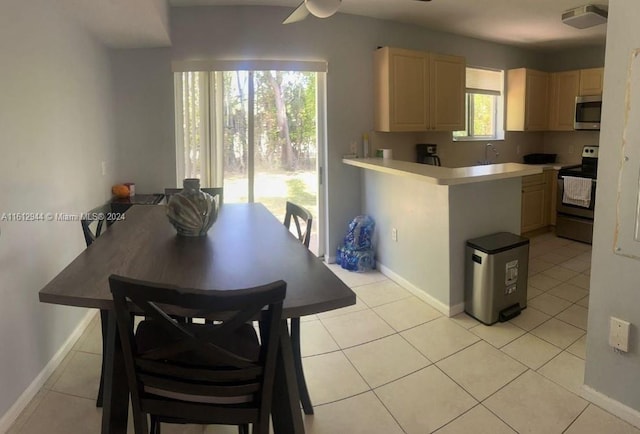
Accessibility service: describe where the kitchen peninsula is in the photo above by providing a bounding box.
[344,157,542,316]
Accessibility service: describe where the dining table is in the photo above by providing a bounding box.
[38,202,356,434]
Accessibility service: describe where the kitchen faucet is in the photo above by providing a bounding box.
[485,142,499,163]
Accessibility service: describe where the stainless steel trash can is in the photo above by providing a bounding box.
[465,232,529,325]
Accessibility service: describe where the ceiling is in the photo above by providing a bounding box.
[60,0,609,50]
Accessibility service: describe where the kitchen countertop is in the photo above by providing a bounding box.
[343,158,543,186]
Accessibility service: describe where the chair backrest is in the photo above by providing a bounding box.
[165,187,223,205]
[81,203,118,247]
[283,201,313,248]
[109,275,286,430]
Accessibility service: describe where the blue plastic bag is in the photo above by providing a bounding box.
[336,215,376,272]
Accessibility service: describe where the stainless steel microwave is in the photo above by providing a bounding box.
[575,95,602,130]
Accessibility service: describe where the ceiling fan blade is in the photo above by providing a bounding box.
[283,2,310,24]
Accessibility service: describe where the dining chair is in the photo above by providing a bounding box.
[109,275,286,434]
[164,187,223,205]
[283,201,314,415]
[80,202,119,408]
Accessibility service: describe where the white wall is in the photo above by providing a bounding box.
[585,0,640,414]
[111,5,546,257]
[0,0,117,422]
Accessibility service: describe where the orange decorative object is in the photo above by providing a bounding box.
[112,184,130,199]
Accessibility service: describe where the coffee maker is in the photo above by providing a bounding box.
[416,144,441,166]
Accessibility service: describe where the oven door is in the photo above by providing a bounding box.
[557,176,596,219]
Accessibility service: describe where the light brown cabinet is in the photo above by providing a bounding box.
[579,67,604,96]
[507,68,549,131]
[374,47,465,132]
[548,70,580,131]
[521,171,556,233]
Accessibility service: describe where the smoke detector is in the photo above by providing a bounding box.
[562,5,608,29]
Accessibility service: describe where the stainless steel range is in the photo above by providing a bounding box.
[556,145,599,244]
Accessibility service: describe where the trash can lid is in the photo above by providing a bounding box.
[466,232,529,254]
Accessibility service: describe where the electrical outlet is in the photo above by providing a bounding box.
[609,317,631,352]
[391,228,398,242]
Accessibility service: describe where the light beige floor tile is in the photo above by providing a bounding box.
[437,341,527,401]
[450,312,481,329]
[316,297,369,319]
[300,314,319,322]
[300,320,339,357]
[502,333,562,370]
[529,258,555,274]
[352,280,412,307]
[50,351,102,399]
[538,351,585,395]
[528,274,563,291]
[508,307,550,331]
[542,265,579,282]
[565,404,640,434]
[344,334,430,388]
[528,293,572,316]
[567,273,590,290]
[527,287,543,300]
[324,264,387,287]
[17,391,102,434]
[320,309,395,348]
[556,304,589,330]
[577,295,590,308]
[566,335,587,359]
[302,351,369,405]
[560,258,591,273]
[547,283,589,303]
[552,245,583,259]
[434,405,516,434]
[538,252,570,265]
[303,392,403,434]
[469,321,525,348]
[74,315,103,355]
[375,366,476,434]
[43,351,74,390]
[401,317,479,362]
[203,425,237,434]
[6,389,48,434]
[582,268,591,276]
[373,297,441,331]
[531,318,585,349]
[484,370,588,434]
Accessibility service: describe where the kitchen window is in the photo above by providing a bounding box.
[453,67,505,141]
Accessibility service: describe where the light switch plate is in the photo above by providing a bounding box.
[609,317,631,352]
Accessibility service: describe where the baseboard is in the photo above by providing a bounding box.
[581,385,640,429]
[0,309,98,433]
[377,263,463,317]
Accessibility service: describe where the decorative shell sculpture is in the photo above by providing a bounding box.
[166,179,218,236]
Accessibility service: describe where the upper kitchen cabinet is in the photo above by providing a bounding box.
[548,70,580,131]
[506,68,549,131]
[579,67,604,96]
[374,47,465,132]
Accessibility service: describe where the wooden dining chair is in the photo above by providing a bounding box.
[282,201,314,415]
[109,275,286,434]
[164,187,223,205]
[80,202,119,408]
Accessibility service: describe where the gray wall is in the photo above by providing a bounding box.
[0,0,117,421]
[112,6,547,257]
[585,0,640,413]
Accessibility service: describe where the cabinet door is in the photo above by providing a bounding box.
[579,67,604,96]
[522,184,546,232]
[525,70,549,131]
[430,53,465,131]
[548,70,580,131]
[374,47,429,132]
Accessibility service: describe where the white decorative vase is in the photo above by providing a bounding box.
[166,179,218,236]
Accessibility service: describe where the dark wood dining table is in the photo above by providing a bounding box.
[39,203,356,434]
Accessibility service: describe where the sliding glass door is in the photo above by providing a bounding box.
[175,67,324,256]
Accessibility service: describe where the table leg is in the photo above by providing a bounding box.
[96,309,108,408]
[271,320,305,434]
[101,311,129,434]
[290,317,314,415]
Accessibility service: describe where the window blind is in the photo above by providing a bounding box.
[466,67,503,96]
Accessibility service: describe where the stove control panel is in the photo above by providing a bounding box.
[582,146,599,158]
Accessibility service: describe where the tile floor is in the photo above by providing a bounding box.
[8,233,640,433]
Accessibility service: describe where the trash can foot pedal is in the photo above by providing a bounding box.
[499,304,522,322]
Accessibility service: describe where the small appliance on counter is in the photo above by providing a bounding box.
[522,153,557,164]
[416,143,441,166]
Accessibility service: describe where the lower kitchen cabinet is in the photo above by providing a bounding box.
[521,171,556,233]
